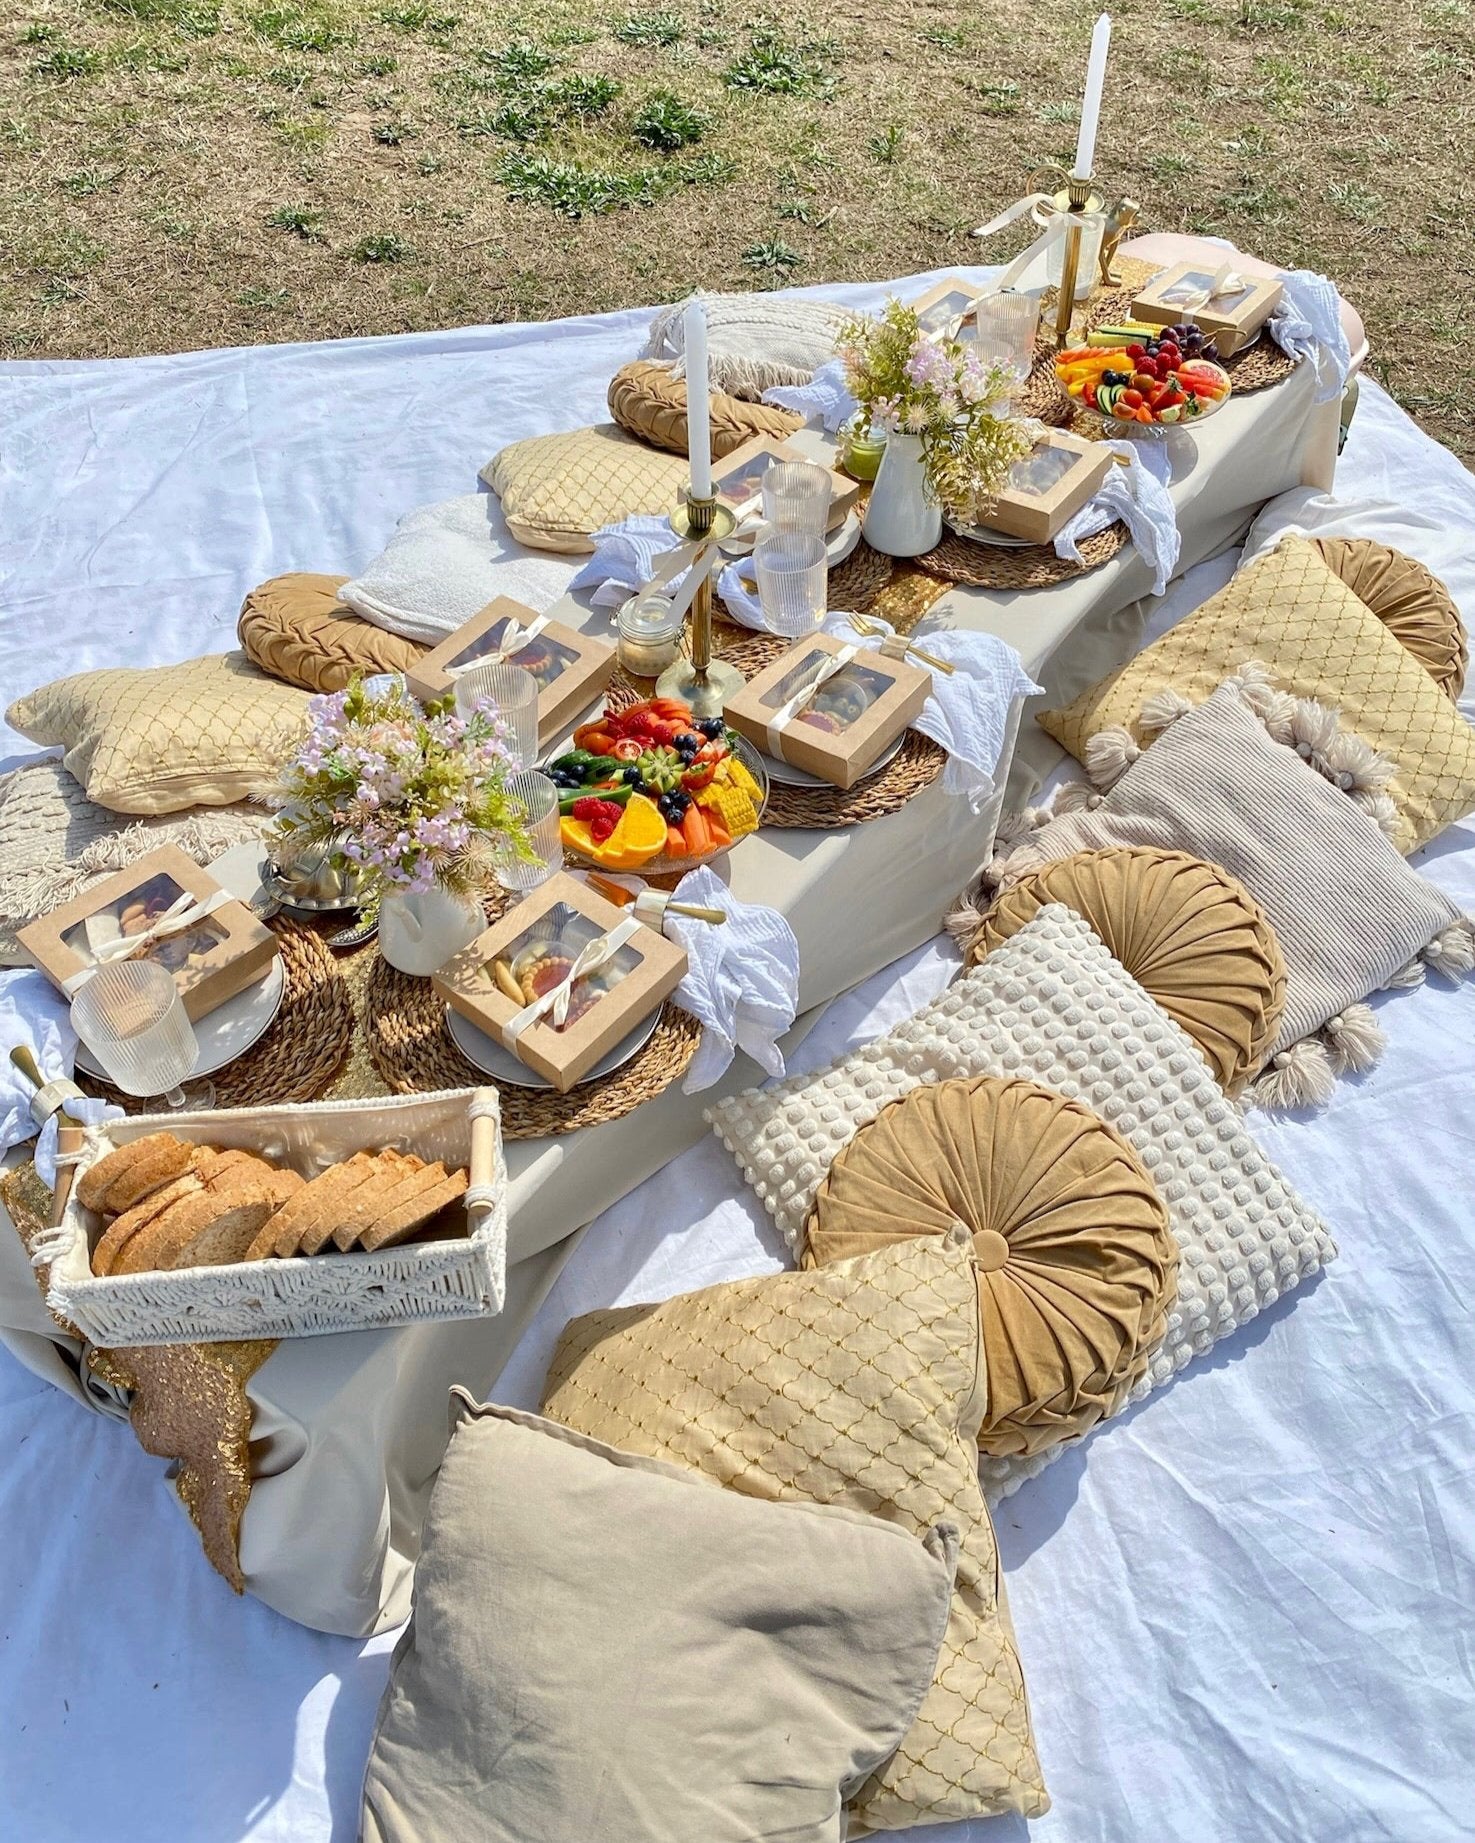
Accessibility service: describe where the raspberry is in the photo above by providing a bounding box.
[572,796,622,824]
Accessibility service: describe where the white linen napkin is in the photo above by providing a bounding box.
[339,493,578,642]
[760,359,859,433]
[815,613,1041,813]
[663,867,799,1093]
[1269,270,1353,405]
[0,968,121,1188]
[1053,440,1180,595]
[569,515,687,611]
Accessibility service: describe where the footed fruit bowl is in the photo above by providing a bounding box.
[1057,320,1232,432]
[546,695,769,878]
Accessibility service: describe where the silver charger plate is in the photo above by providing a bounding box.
[760,730,905,789]
[445,1001,662,1090]
[75,955,287,1082]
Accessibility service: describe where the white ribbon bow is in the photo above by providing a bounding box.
[1163,261,1247,311]
[444,612,550,675]
[971,197,1096,297]
[764,644,860,762]
[502,915,643,1047]
[62,889,230,993]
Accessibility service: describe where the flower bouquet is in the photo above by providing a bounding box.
[271,676,532,972]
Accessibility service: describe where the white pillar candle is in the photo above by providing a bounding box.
[683,297,713,500]
[1072,13,1111,181]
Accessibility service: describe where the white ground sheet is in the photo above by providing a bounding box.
[2,280,1473,1841]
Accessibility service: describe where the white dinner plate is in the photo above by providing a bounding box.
[445,1001,662,1090]
[75,955,287,1082]
[760,731,906,789]
[942,519,1037,549]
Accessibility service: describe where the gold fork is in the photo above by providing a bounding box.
[847,611,956,675]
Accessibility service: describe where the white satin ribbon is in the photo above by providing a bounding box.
[62,889,231,993]
[444,612,550,674]
[1160,261,1247,310]
[763,644,859,762]
[501,915,643,1047]
[970,206,1081,297]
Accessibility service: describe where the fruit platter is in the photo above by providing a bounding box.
[546,695,768,875]
[1056,320,1232,429]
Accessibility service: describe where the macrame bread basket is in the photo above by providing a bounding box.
[39,1088,507,1347]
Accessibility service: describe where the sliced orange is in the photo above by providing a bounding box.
[602,793,667,868]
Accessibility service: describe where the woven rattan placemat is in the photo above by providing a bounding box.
[915,519,1131,589]
[76,918,353,1112]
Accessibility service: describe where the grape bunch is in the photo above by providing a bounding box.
[1162,322,1220,362]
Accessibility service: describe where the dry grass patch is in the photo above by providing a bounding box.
[0,0,1470,459]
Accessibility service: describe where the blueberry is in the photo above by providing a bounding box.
[696,716,725,740]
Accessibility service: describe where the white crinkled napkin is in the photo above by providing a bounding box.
[761,359,859,433]
[663,867,799,1093]
[1268,269,1353,404]
[0,968,122,1188]
[814,613,1041,813]
[1054,439,1180,595]
[569,515,687,611]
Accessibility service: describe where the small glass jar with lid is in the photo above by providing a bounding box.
[616,591,684,680]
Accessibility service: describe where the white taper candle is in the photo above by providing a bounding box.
[1072,14,1111,181]
[683,296,713,499]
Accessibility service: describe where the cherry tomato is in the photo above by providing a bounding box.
[611,739,643,762]
[1121,388,1144,409]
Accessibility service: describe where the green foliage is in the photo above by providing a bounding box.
[352,231,413,261]
[267,202,326,239]
[59,168,122,196]
[250,6,350,53]
[546,73,620,116]
[31,46,102,79]
[630,89,706,150]
[742,238,802,273]
[723,30,833,97]
[612,10,684,45]
[474,40,558,84]
[866,123,903,163]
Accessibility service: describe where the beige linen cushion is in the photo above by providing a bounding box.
[965,846,1287,1094]
[804,1075,1179,1458]
[708,905,1337,1503]
[607,358,803,457]
[1000,685,1472,1099]
[237,572,426,693]
[542,1230,1049,1832]
[6,651,309,816]
[1314,535,1467,700]
[641,291,845,398]
[1037,535,1475,849]
[0,758,263,965]
[481,423,691,554]
[362,1398,959,1843]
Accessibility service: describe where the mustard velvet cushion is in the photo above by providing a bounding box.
[542,1230,1049,1833]
[1037,536,1475,849]
[237,572,426,693]
[1314,535,1467,701]
[6,651,310,816]
[362,1399,959,1843]
[966,846,1287,1094]
[481,423,691,554]
[607,359,803,458]
[804,1075,1178,1459]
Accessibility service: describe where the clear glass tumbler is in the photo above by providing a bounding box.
[454,660,540,767]
[754,528,828,639]
[70,960,213,1110]
[493,770,564,894]
[971,290,1042,399]
[762,460,831,538]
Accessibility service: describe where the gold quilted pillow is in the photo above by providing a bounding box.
[6,651,310,816]
[1037,535,1475,849]
[238,572,426,693]
[803,1077,1178,1459]
[966,846,1287,1093]
[607,359,803,459]
[481,422,691,554]
[542,1229,1049,1831]
[1313,536,1467,700]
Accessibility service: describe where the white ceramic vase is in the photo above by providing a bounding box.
[378,885,484,977]
[861,432,943,558]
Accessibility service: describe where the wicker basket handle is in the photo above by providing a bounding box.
[466,1087,502,1228]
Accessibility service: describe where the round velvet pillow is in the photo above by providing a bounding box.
[803,1075,1178,1457]
[968,846,1286,1094]
[1313,536,1467,700]
[607,360,802,460]
[238,573,426,693]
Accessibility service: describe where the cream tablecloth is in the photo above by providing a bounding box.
[0,260,1340,1633]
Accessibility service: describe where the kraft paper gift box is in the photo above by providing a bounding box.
[723,632,932,790]
[969,430,1114,545]
[1130,261,1283,358]
[712,436,860,531]
[433,872,688,1092]
[406,597,616,746]
[19,843,278,1023]
[909,274,984,336]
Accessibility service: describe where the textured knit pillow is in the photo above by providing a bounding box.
[237,572,426,693]
[0,758,263,965]
[960,846,1286,1094]
[607,359,803,458]
[708,905,1338,1502]
[482,424,691,554]
[804,1076,1178,1459]
[6,652,309,816]
[641,291,845,399]
[542,1230,1049,1832]
[363,1399,959,1843]
[1314,536,1466,700]
[999,684,1474,1106]
[1037,535,1475,849]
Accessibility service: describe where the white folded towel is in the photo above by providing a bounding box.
[665,867,800,1092]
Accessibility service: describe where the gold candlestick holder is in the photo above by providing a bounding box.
[655,489,743,718]
[1051,172,1103,348]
